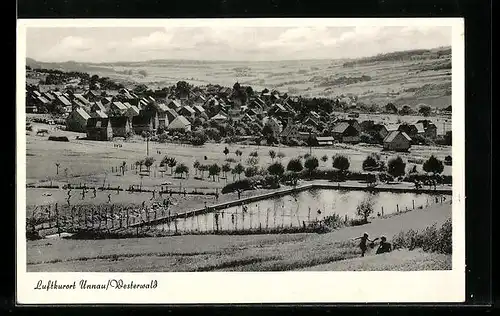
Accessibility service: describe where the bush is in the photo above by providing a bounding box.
[287,158,303,172]
[387,156,406,178]
[392,219,452,254]
[332,154,350,173]
[304,156,319,174]
[423,155,444,175]
[244,166,259,178]
[225,157,236,163]
[267,162,285,177]
[323,213,344,229]
[221,179,254,194]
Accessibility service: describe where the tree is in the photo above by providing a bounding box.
[387,156,406,179]
[385,102,398,114]
[233,163,245,180]
[321,155,328,165]
[282,171,299,186]
[208,163,221,181]
[409,164,418,174]
[356,196,374,224]
[198,164,209,179]
[267,162,285,178]
[423,155,444,175]
[287,158,303,173]
[160,156,177,174]
[193,160,200,175]
[175,163,189,179]
[223,146,230,157]
[222,163,232,181]
[235,149,243,161]
[418,104,432,117]
[444,131,452,145]
[362,154,384,171]
[249,151,259,157]
[144,157,155,172]
[269,150,276,162]
[244,166,259,178]
[277,152,285,160]
[55,163,60,175]
[246,157,260,167]
[133,84,148,94]
[332,155,350,174]
[262,124,276,144]
[444,155,452,165]
[304,156,319,174]
[135,160,143,173]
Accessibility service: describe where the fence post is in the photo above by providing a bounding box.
[381,206,384,217]
[308,207,311,223]
[396,204,399,213]
[412,200,415,209]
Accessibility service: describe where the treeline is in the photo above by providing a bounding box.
[343,47,451,67]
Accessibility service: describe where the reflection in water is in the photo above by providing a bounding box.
[155,189,448,233]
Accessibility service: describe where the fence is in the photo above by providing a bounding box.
[27,194,450,239]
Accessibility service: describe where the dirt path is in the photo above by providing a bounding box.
[26,202,452,272]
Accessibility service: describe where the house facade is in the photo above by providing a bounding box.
[86,118,113,141]
[110,116,132,137]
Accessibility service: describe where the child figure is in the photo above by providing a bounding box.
[352,233,376,257]
[376,236,392,254]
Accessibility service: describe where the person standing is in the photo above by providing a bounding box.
[352,233,376,257]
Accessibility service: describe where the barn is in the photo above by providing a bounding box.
[383,131,412,152]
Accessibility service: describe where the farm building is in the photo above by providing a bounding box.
[84,90,101,102]
[111,101,128,115]
[371,124,389,141]
[125,105,140,119]
[398,123,418,138]
[73,94,90,106]
[132,110,158,134]
[167,115,191,132]
[167,99,182,111]
[210,113,228,123]
[110,116,132,137]
[54,95,72,108]
[262,116,283,137]
[414,123,426,135]
[416,120,438,139]
[165,108,178,124]
[193,105,206,115]
[178,105,196,119]
[280,119,300,142]
[90,110,108,119]
[90,101,107,113]
[316,136,335,146]
[337,119,361,133]
[303,116,321,129]
[86,118,113,141]
[331,122,360,143]
[383,131,412,152]
[66,107,91,133]
[268,103,292,118]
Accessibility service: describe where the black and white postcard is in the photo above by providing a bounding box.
[16,18,465,304]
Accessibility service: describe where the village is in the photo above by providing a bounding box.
[26,67,452,152]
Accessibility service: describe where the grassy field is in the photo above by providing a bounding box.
[26,201,451,272]
[26,122,451,207]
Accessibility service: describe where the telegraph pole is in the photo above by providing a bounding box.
[146,133,150,156]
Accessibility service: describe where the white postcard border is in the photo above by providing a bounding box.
[16,18,465,304]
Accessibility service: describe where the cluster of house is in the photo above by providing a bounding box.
[25,82,438,152]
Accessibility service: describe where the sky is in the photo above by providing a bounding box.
[26,25,452,63]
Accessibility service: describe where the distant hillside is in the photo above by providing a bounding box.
[342,46,451,68]
[26,58,109,73]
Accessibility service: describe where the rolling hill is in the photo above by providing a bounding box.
[26,46,452,108]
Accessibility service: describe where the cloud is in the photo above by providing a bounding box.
[28,26,451,62]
